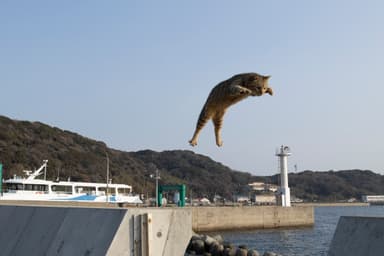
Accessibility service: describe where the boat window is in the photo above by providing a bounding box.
[3,183,24,191]
[117,188,131,195]
[75,186,96,195]
[98,187,116,196]
[51,185,73,194]
[24,184,48,192]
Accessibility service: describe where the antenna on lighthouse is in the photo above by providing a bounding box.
[276,145,291,207]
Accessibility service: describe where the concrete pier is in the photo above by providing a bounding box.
[192,206,314,232]
[0,201,314,255]
[0,204,192,256]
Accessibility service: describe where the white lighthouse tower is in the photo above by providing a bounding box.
[276,145,291,207]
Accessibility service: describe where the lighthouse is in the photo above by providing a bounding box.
[276,145,291,207]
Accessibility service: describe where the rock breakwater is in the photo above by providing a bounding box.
[185,234,282,256]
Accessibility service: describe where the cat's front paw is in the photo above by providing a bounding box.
[189,139,197,147]
[240,88,252,95]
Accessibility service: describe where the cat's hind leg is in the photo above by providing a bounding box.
[189,107,211,146]
[212,111,225,147]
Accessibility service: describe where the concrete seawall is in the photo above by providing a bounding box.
[0,205,192,256]
[192,206,314,232]
[0,202,314,255]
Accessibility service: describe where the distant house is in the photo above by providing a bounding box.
[248,182,278,205]
[200,197,211,205]
[362,195,384,204]
[253,194,276,205]
[213,194,225,204]
[191,197,211,206]
[291,197,304,203]
[248,182,278,193]
[234,195,250,204]
[199,197,211,205]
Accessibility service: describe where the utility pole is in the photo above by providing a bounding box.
[150,169,161,207]
[106,151,109,203]
[155,169,160,207]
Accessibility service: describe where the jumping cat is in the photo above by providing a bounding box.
[189,72,273,147]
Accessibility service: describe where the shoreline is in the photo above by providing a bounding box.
[294,202,369,207]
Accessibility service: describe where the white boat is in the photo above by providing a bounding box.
[0,160,143,204]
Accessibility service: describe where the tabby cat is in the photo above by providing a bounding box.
[189,72,273,147]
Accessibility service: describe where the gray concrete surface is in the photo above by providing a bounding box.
[107,208,192,256]
[0,205,125,256]
[0,202,314,256]
[328,216,384,256]
[0,205,192,256]
[192,206,314,232]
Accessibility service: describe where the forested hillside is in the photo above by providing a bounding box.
[1,115,383,202]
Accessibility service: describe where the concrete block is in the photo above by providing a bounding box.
[328,216,384,256]
[0,206,125,256]
[110,208,192,256]
[0,205,192,256]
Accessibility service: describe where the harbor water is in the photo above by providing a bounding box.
[214,206,384,256]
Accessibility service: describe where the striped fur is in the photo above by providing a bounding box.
[189,73,273,147]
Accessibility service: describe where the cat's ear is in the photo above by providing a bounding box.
[264,75,271,80]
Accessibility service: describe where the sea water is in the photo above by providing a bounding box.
[216,206,384,256]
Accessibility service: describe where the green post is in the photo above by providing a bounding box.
[0,163,3,196]
[179,184,186,207]
[157,186,162,207]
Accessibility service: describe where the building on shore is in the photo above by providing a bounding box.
[248,182,278,192]
[248,182,278,205]
[362,195,384,205]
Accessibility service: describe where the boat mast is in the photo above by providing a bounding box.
[25,160,48,180]
[44,160,47,180]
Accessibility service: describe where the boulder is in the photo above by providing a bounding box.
[247,249,260,256]
[262,252,277,256]
[223,246,237,256]
[209,241,224,256]
[235,247,248,256]
[213,234,224,244]
[238,245,248,250]
[203,234,217,249]
[190,239,205,254]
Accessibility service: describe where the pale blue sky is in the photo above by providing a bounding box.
[1,1,384,175]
